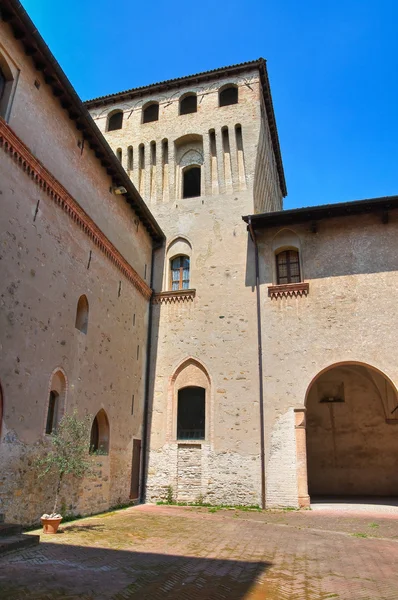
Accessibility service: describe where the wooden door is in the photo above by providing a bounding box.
[130,439,141,500]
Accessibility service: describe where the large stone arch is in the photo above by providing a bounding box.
[304,361,398,499]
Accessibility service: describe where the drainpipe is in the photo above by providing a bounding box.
[247,217,266,510]
[139,242,162,503]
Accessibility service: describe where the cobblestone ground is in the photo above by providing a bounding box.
[1,504,398,599]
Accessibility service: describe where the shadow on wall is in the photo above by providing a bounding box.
[0,543,271,599]
[140,242,165,500]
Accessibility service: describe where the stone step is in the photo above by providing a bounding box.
[0,523,22,537]
[0,534,40,556]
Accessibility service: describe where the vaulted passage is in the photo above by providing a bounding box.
[306,363,398,497]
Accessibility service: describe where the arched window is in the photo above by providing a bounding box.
[177,386,205,440]
[75,295,89,334]
[90,409,110,454]
[183,166,201,198]
[219,86,238,107]
[276,250,301,284]
[180,94,197,115]
[171,255,190,290]
[142,102,159,123]
[107,111,123,131]
[45,370,66,434]
[116,148,122,162]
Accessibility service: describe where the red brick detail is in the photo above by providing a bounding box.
[0,118,152,301]
[268,282,309,299]
[152,289,196,304]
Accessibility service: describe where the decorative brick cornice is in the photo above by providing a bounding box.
[152,289,196,305]
[0,118,152,301]
[268,282,309,299]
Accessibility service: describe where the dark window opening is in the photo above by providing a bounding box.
[235,124,243,151]
[171,255,190,290]
[90,409,110,454]
[143,103,159,123]
[116,148,122,162]
[219,86,238,107]
[108,111,123,131]
[177,386,205,440]
[127,146,133,170]
[180,94,197,115]
[75,295,89,334]
[90,415,99,451]
[0,68,5,102]
[183,166,201,198]
[276,250,301,284]
[45,391,59,434]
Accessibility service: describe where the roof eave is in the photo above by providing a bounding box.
[243,195,398,229]
[1,0,165,243]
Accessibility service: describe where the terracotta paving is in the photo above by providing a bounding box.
[1,504,398,599]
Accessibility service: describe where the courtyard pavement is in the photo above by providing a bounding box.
[1,503,398,599]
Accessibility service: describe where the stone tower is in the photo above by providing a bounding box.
[86,59,286,505]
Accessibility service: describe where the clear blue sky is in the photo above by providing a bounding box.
[22,0,398,209]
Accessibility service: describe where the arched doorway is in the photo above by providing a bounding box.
[306,362,398,497]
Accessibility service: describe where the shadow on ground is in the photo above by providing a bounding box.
[0,542,271,600]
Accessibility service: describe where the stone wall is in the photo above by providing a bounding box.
[89,66,284,506]
[0,19,156,525]
[256,212,398,506]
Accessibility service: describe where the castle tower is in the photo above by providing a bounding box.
[86,59,286,505]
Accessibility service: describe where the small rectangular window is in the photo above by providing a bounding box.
[276,250,301,284]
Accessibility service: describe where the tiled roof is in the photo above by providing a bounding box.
[84,59,265,104]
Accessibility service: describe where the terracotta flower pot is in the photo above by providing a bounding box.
[40,516,63,534]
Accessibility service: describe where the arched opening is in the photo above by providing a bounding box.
[116,148,122,162]
[183,166,201,198]
[180,94,197,115]
[107,110,123,131]
[170,255,190,290]
[219,85,238,107]
[75,295,89,334]
[45,370,66,434]
[177,386,205,440]
[90,409,110,454]
[142,102,159,123]
[306,362,398,498]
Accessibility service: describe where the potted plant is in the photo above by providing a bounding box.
[37,410,92,534]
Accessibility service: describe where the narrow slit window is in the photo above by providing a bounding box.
[171,255,190,290]
[127,146,133,170]
[276,250,301,284]
[116,148,122,162]
[45,391,59,434]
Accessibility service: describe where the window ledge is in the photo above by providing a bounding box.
[268,282,309,299]
[152,289,196,304]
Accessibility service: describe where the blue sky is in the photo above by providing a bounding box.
[22,0,398,210]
